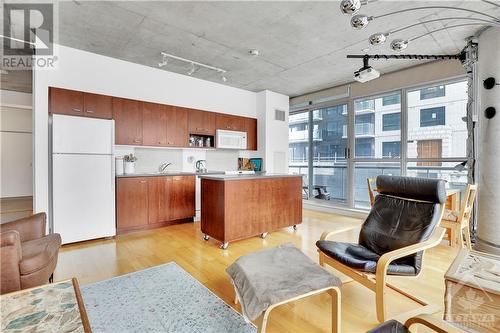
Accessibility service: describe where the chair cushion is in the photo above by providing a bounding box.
[442,209,459,222]
[20,233,61,275]
[366,319,408,333]
[316,241,417,276]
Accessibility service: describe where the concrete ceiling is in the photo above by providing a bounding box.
[56,1,500,97]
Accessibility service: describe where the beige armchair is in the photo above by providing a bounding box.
[0,213,61,294]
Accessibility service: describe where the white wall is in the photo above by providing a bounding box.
[34,45,287,215]
[1,90,33,198]
[257,90,290,173]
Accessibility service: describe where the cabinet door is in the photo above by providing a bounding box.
[49,87,84,116]
[148,177,172,224]
[143,102,167,146]
[170,176,195,220]
[245,118,257,150]
[230,116,245,131]
[113,98,143,145]
[216,114,245,131]
[116,178,149,230]
[166,106,188,147]
[189,109,215,135]
[83,93,113,119]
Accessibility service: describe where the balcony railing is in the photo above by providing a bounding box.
[354,100,375,113]
[289,128,322,142]
[342,123,375,137]
[289,110,323,124]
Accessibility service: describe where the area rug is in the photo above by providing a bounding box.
[81,262,256,333]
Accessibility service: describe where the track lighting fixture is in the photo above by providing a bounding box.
[158,52,228,81]
[340,0,362,15]
[350,14,371,29]
[390,39,408,52]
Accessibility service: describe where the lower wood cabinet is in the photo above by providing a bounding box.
[116,175,195,233]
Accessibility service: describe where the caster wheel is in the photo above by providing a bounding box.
[260,232,268,239]
[220,242,229,250]
[203,234,210,241]
[293,225,298,231]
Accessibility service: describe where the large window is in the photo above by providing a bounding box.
[289,79,468,210]
[420,106,446,127]
[382,113,401,131]
[420,85,445,100]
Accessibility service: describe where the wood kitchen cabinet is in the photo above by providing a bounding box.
[170,176,195,220]
[245,117,257,150]
[166,106,189,147]
[82,93,112,119]
[49,87,84,116]
[49,88,112,119]
[113,98,143,145]
[188,109,216,135]
[148,177,172,224]
[116,178,149,230]
[143,102,167,146]
[116,175,195,234]
[216,113,245,132]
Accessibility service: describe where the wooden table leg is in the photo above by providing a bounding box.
[329,287,341,333]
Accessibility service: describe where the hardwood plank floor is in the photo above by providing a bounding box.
[54,209,459,332]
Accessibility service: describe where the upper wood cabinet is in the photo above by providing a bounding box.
[83,93,112,119]
[50,88,112,119]
[188,109,215,135]
[216,113,245,132]
[166,106,189,147]
[116,177,149,230]
[49,87,84,116]
[245,118,257,151]
[113,98,143,145]
[143,102,167,146]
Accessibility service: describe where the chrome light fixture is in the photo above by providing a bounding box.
[351,14,372,29]
[187,62,196,76]
[368,33,387,45]
[390,39,408,52]
[158,52,228,81]
[340,0,362,15]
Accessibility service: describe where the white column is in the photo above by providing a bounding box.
[475,27,500,254]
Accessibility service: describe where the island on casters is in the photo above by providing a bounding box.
[200,174,303,249]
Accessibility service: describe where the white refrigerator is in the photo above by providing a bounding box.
[51,114,115,244]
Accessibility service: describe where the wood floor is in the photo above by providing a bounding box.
[54,209,460,332]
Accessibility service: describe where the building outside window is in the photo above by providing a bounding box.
[382,113,401,131]
[382,141,401,158]
[420,85,445,100]
[289,80,468,210]
[420,106,446,127]
[382,94,400,106]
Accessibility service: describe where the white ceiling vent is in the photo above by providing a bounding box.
[275,109,286,122]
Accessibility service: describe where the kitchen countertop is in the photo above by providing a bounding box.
[116,171,224,178]
[198,173,303,181]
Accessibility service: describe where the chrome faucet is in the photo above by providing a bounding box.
[158,162,173,173]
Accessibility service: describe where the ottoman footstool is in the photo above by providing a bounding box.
[226,243,342,333]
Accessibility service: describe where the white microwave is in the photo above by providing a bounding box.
[216,129,247,150]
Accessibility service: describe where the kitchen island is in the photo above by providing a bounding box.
[200,174,303,249]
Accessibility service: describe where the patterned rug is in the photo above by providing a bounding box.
[81,262,256,333]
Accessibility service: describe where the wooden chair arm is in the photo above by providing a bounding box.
[405,314,466,333]
[376,227,445,278]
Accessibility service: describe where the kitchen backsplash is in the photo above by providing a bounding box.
[114,146,260,173]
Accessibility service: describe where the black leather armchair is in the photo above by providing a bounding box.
[317,176,447,322]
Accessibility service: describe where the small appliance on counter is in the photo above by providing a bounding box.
[195,160,207,173]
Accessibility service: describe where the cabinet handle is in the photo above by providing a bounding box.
[140,180,147,183]
[133,139,141,143]
[86,109,94,113]
[72,108,81,112]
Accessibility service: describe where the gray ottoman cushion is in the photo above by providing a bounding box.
[226,243,341,321]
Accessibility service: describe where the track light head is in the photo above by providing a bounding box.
[350,14,371,29]
[221,75,227,82]
[369,33,387,46]
[340,0,362,15]
[187,63,195,76]
[390,39,409,52]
